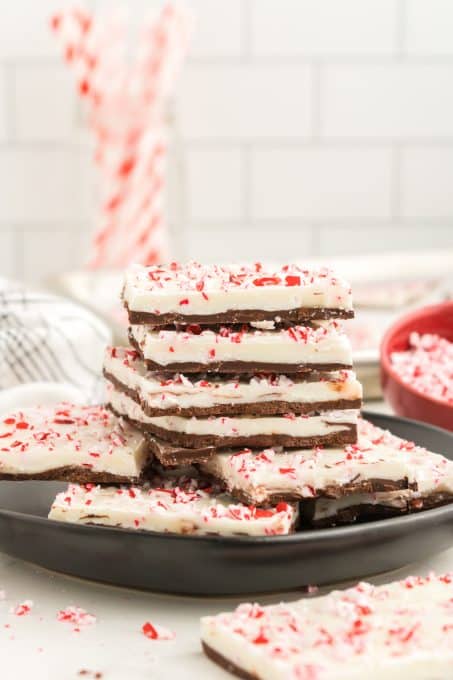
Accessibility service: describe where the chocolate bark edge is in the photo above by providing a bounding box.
[198,473,412,505]
[143,359,352,376]
[0,467,140,485]
[202,641,256,680]
[129,341,352,377]
[104,369,362,418]
[106,406,358,451]
[126,304,354,326]
[300,492,453,528]
[144,433,215,467]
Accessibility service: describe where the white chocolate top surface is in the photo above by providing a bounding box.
[104,347,362,411]
[48,479,297,537]
[201,419,453,502]
[201,573,453,679]
[0,404,148,478]
[129,321,352,368]
[123,262,353,316]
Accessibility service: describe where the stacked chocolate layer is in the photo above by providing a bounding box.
[113,261,453,526]
[110,263,361,463]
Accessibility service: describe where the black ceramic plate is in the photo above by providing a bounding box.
[0,412,452,596]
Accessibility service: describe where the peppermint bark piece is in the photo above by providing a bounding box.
[106,382,359,452]
[103,347,362,417]
[128,321,352,374]
[300,485,453,528]
[199,419,451,504]
[123,262,353,326]
[49,479,298,537]
[0,405,150,483]
[201,574,453,679]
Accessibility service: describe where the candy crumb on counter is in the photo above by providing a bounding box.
[142,621,176,641]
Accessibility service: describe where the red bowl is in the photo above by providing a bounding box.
[381,301,453,431]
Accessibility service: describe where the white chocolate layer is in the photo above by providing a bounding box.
[104,347,362,412]
[124,262,353,317]
[201,574,453,679]
[0,405,148,478]
[49,481,297,536]
[200,419,453,502]
[107,384,358,440]
[129,321,352,368]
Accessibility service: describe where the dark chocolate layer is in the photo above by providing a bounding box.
[126,304,354,326]
[0,468,140,485]
[300,492,453,528]
[143,359,352,375]
[144,433,215,467]
[105,368,362,418]
[199,472,412,506]
[107,405,358,450]
[202,642,254,680]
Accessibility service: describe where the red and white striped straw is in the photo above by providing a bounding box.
[51,4,191,268]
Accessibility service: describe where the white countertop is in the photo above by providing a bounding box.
[1,547,453,680]
[1,401,452,680]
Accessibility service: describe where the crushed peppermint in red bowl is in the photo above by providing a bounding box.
[391,333,453,406]
[381,301,453,431]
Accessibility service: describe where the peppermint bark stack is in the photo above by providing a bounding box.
[2,262,452,539]
[109,262,362,498]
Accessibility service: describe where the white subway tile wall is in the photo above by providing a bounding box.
[0,0,452,283]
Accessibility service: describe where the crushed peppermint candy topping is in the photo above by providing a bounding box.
[57,606,97,631]
[153,321,345,344]
[0,403,146,477]
[201,418,453,503]
[127,262,350,294]
[123,262,353,319]
[142,621,175,641]
[201,573,453,678]
[49,478,297,537]
[11,600,33,616]
[391,333,453,406]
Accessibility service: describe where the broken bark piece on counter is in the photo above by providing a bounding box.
[128,320,353,374]
[103,346,363,417]
[0,404,150,483]
[300,486,453,528]
[106,381,359,451]
[123,262,354,326]
[48,479,298,537]
[199,418,452,504]
[201,573,453,679]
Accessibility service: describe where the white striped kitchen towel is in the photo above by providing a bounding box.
[0,280,111,404]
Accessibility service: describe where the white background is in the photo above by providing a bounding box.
[1,0,453,283]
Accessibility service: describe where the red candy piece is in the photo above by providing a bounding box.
[253,277,281,287]
[285,275,301,286]
[142,621,175,641]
